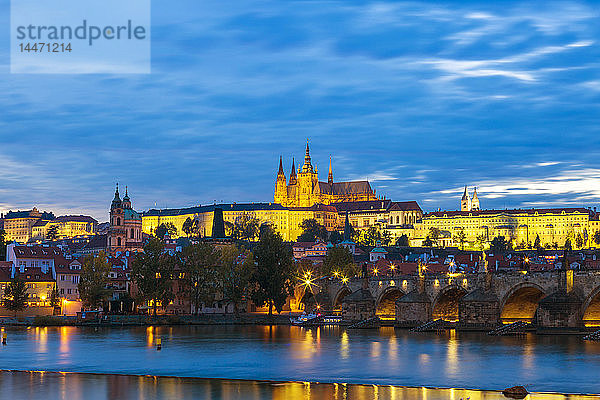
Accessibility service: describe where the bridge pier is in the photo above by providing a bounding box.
[458,288,500,330]
[536,289,583,332]
[395,290,431,327]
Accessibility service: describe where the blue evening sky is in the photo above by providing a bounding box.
[1,0,600,221]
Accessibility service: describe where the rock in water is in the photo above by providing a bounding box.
[502,386,529,399]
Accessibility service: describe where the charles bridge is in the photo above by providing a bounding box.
[298,268,600,331]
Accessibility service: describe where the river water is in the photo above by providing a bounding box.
[0,325,599,399]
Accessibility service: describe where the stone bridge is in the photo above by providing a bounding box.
[298,270,600,331]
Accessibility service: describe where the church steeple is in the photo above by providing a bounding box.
[122,186,131,209]
[461,185,472,211]
[111,183,122,210]
[328,155,333,185]
[302,139,314,173]
[289,158,297,185]
[277,155,285,177]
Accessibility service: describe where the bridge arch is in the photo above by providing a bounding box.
[332,287,352,310]
[500,282,547,324]
[375,287,405,319]
[582,286,600,327]
[432,285,468,322]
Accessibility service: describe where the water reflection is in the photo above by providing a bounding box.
[1,325,600,395]
[0,370,596,400]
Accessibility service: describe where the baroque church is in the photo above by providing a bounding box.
[274,141,379,207]
[108,184,143,254]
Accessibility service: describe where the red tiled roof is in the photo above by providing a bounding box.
[15,267,54,282]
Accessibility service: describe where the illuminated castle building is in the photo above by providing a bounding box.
[274,141,378,207]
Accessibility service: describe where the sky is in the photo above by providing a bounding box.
[1,0,600,222]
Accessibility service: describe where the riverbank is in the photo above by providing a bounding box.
[0,369,597,400]
[0,313,296,327]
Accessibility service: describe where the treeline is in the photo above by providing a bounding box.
[78,225,311,316]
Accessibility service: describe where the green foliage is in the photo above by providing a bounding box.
[564,238,573,251]
[356,226,392,246]
[428,227,441,247]
[422,237,433,247]
[46,225,59,241]
[297,219,328,242]
[395,234,409,247]
[48,284,60,308]
[328,231,343,244]
[78,251,112,309]
[489,236,511,254]
[132,238,175,315]
[576,233,584,249]
[454,229,467,250]
[475,234,487,250]
[219,245,254,313]
[178,241,221,315]
[533,234,541,249]
[3,276,29,314]
[594,231,600,246]
[155,223,177,239]
[182,217,200,237]
[0,229,5,260]
[225,214,260,241]
[250,225,295,316]
[322,245,356,277]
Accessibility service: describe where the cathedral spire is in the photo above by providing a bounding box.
[328,155,333,185]
[278,155,284,176]
[462,185,469,201]
[289,157,297,185]
[302,138,314,173]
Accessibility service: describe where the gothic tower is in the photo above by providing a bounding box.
[296,140,320,207]
[274,156,288,205]
[471,187,480,211]
[328,156,333,185]
[461,186,471,212]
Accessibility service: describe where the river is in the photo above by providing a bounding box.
[0,325,599,399]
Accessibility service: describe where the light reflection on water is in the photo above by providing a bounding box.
[0,371,596,400]
[0,325,600,396]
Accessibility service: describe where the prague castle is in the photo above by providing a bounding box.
[274,141,378,207]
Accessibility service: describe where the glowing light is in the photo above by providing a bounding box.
[342,277,349,284]
[333,271,340,277]
[373,268,379,276]
[524,257,529,263]
[40,295,46,301]
[434,279,439,286]
[390,264,396,270]
[520,270,528,275]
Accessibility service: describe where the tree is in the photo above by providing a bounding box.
[395,234,409,247]
[533,234,541,249]
[48,284,61,312]
[225,214,260,241]
[78,252,112,310]
[322,245,356,277]
[564,238,573,251]
[178,242,221,315]
[155,223,177,239]
[428,227,441,247]
[328,231,343,244]
[475,233,487,250]
[182,217,195,237]
[576,233,584,249]
[422,237,433,247]
[489,236,510,254]
[0,229,6,260]
[219,245,254,314]
[46,225,59,241]
[3,276,29,316]
[297,219,328,242]
[132,238,175,315]
[594,231,600,246]
[454,229,467,250]
[250,226,295,316]
[381,230,393,246]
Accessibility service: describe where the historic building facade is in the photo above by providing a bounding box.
[108,185,143,254]
[274,141,379,207]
